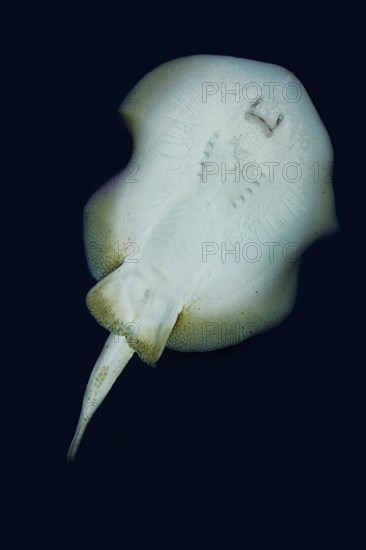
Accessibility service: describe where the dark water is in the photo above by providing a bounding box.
[1,2,364,549]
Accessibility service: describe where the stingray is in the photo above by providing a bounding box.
[67,55,338,461]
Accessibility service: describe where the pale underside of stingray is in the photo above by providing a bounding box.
[67,54,338,461]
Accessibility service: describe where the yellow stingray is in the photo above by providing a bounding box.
[67,55,338,461]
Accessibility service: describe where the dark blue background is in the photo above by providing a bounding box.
[1,2,364,549]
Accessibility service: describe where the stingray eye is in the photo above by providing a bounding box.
[67,55,338,462]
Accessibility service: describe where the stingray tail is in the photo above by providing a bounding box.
[67,333,134,463]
